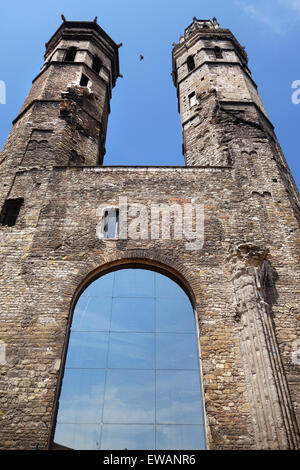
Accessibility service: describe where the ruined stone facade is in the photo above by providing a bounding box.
[0,18,299,450]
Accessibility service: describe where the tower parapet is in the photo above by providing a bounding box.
[0,17,299,452]
[5,20,120,168]
[172,16,271,167]
[171,18,300,222]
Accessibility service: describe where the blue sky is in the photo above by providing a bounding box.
[0,0,299,188]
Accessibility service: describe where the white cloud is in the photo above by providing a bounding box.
[242,4,273,26]
[236,0,300,34]
[279,0,300,15]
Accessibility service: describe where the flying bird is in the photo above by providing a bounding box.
[139,54,144,61]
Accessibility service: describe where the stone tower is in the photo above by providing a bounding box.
[3,19,119,173]
[172,17,300,222]
[0,18,299,450]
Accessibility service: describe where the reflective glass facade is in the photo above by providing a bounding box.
[53,269,206,450]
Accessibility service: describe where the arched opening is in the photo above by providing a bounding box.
[92,55,102,74]
[187,55,195,72]
[64,47,77,62]
[214,46,223,59]
[0,198,24,227]
[52,267,206,450]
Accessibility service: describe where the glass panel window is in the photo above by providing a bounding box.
[56,369,106,424]
[113,269,155,298]
[156,333,198,369]
[108,332,155,369]
[103,370,156,424]
[103,208,119,239]
[65,331,109,368]
[111,297,155,332]
[71,296,112,332]
[156,370,204,425]
[54,423,100,450]
[81,271,114,298]
[156,425,206,450]
[156,297,195,333]
[53,269,206,450]
[101,425,155,450]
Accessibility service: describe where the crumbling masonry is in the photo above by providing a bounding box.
[0,17,299,449]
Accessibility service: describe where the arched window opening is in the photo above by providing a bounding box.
[214,46,223,59]
[187,55,195,72]
[0,198,24,227]
[65,47,77,62]
[52,268,206,450]
[92,55,102,74]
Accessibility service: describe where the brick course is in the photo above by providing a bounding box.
[0,18,299,450]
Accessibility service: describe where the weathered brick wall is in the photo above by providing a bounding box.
[0,165,299,449]
[0,18,299,451]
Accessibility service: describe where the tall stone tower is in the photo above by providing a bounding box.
[172,17,300,220]
[0,17,299,450]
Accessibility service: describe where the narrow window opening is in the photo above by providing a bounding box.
[92,55,102,74]
[188,91,197,107]
[80,74,89,87]
[214,46,223,59]
[65,47,77,62]
[103,208,119,239]
[0,198,24,227]
[187,55,195,72]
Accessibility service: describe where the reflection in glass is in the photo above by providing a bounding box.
[108,332,155,369]
[156,333,198,369]
[156,297,195,332]
[111,297,155,332]
[53,268,206,450]
[155,273,187,299]
[156,370,204,425]
[71,297,112,332]
[81,271,114,298]
[54,423,100,450]
[103,370,155,424]
[65,331,109,368]
[156,425,206,450]
[113,269,155,298]
[56,369,105,424]
[101,425,155,450]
